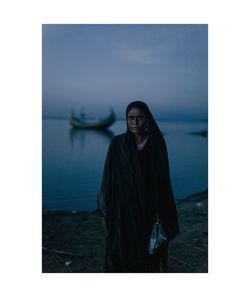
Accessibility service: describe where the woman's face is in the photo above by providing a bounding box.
[127,107,147,135]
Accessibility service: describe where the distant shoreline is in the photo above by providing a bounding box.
[42,116,208,123]
[42,189,208,215]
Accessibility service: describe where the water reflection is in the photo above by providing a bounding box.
[43,119,208,211]
[68,128,114,151]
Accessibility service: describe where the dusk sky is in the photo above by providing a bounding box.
[42,24,208,120]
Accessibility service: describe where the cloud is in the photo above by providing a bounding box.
[113,40,180,66]
[114,45,162,65]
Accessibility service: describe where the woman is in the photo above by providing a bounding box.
[97,101,179,273]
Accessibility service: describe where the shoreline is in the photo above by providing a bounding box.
[42,190,208,273]
[43,189,208,215]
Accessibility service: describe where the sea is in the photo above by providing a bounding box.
[42,119,208,211]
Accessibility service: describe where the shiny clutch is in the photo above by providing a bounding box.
[148,222,168,255]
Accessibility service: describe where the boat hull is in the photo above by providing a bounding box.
[69,109,116,130]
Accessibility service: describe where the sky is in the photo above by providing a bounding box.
[42,24,208,120]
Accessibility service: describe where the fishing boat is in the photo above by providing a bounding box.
[69,108,116,130]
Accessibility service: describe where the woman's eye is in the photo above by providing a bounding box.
[128,116,143,121]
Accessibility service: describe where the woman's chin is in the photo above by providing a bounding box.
[131,130,142,134]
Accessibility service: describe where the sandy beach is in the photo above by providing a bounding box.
[42,190,208,273]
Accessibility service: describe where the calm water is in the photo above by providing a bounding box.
[42,119,208,211]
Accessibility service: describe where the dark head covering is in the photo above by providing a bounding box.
[126,100,156,123]
[125,100,166,147]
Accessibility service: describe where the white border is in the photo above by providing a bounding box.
[1,0,250,296]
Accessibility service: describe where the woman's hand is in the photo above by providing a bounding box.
[156,214,162,224]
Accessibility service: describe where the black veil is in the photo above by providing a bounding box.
[97,101,179,272]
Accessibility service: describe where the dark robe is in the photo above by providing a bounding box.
[97,102,179,273]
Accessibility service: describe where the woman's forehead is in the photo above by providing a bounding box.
[127,107,146,116]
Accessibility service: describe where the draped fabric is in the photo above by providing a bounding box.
[97,101,179,272]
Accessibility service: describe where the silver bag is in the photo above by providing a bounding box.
[148,222,168,255]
